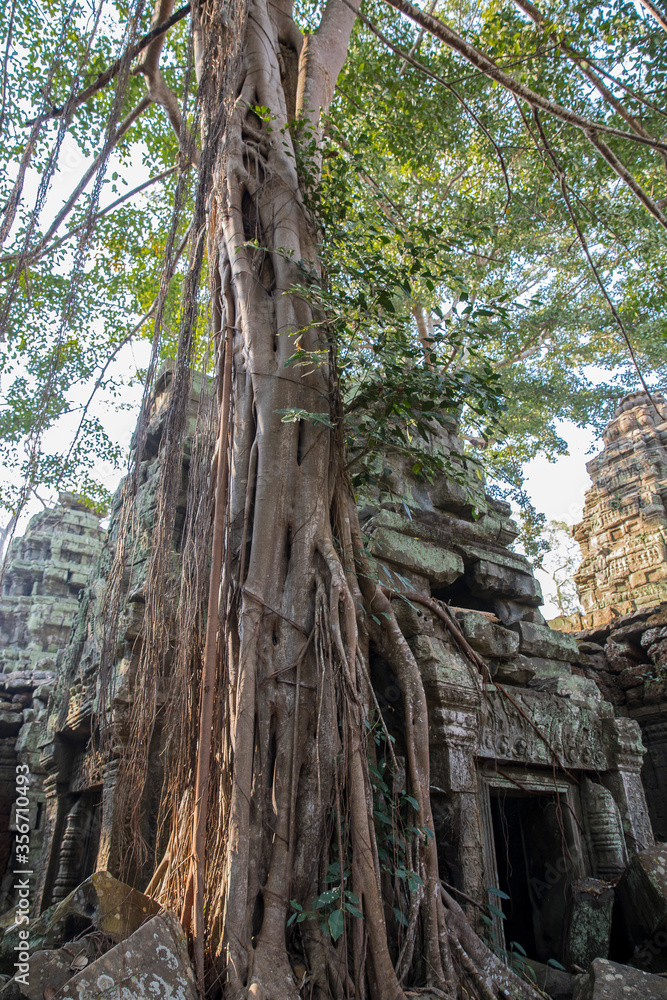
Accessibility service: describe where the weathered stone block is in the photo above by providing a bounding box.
[529,675,602,703]
[573,958,667,999]
[648,638,667,667]
[14,722,44,755]
[54,911,197,1000]
[577,652,607,670]
[641,626,667,650]
[514,653,572,679]
[1,948,75,1000]
[392,599,434,639]
[616,845,667,972]
[456,612,519,660]
[364,556,430,597]
[430,475,472,514]
[510,621,579,661]
[578,641,606,655]
[0,872,160,970]
[369,528,463,586]
[564,878,614,970]
[525,960,578,1000]
[467,559,543,604]
[490,658,535,685]
[494,599,545,626]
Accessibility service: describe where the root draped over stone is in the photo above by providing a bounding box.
[100,1,545,997]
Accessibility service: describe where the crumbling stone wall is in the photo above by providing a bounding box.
[567,390,667,627]
[0,495,104,908]
[549,392,667,846]
[1,392,658,981]
[360,437,652,968]
[36,367,208,912]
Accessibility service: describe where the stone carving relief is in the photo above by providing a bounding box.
[478,690,608,770]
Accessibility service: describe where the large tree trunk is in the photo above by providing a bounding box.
[142,2,543,998]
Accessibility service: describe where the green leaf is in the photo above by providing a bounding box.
[315,888,340,908]
[488,888,511,901]
[328,908,344,941]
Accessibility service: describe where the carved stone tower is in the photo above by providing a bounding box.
[572,390,667,627]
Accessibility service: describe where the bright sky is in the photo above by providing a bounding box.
[522,421,601,618]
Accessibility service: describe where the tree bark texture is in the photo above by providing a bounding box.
[145,3,544,998]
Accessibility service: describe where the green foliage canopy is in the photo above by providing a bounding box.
[0,0,665,541]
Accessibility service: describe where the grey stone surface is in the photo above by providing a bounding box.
[456,611,519,660]
[369,527,463,586]
[529,675,602,704]
[467,558,543,605]
[525,960,578,1000]
[510,620,580,661]
[0,872,160,972]
[490,657,535,685]
[564,878,614,971]
[2,947,75,1000]
[616,845,667,972]
[56,911,197,1000]
[574,958,667,999]
[514,653,572,679]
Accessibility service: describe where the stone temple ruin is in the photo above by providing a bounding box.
[567,389,667,627]
[0,384,666,998]
[0,496,104,914]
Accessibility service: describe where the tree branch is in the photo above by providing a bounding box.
[511,0,667,168]
[39,3,194,121]
[344,1,512,207]
[530,109,660,413]
[0,166,177,272]
[381,0,667,152]
[637,0,667,34]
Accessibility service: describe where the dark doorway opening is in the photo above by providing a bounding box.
[490,790,574,964]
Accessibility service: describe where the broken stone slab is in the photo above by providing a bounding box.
[368,527,463,586]
[616,845,667,973]
[564,878,614,971]
[489,658,535,685]
[524,960,578,1000]
[573,958,667,999]
[466,559,543,605]
[514,653,572,679]
[0,872,160,973]
[0,945,87,1000]
[55,910,197,1000]
[510,620,579,661]
[454,611,519,660]
[529,675,603,704]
